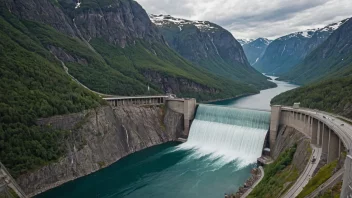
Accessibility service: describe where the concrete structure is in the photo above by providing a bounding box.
[104,96,169,106]
[104,96,197,138]
[165,98,197,136]
[0,162,27,198]
[269,106,352,198]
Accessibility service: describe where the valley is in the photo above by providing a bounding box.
[1,0,352,198]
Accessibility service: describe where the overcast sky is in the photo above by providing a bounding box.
[137,0,352,40]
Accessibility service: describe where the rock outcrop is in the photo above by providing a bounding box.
[17,105,183,197]
[272,126,311,173]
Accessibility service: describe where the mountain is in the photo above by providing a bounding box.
[279,18,352,84]
[0,0,276,178]
[272,18,352,118]
[242,38,271,65]
[238,39,254,46]
[254,19,349,75]
[149,14,275,90]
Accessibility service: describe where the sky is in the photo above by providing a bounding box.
[137,0,352,40]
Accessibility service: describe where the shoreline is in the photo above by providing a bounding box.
[226,166,264,198]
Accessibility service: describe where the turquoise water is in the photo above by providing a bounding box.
[36,142,254,198]
[36,76,291,198]
[212,76,299,110]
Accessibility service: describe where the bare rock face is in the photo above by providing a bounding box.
[17,105,183,197]
[272,126,311,173]
[3,0,76,36]
[73,1,164,47]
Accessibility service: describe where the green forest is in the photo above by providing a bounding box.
[271,76,352,119]
[0,11,103,177]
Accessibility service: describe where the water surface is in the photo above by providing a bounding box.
[36,143,254,198]
[213,76,299,110]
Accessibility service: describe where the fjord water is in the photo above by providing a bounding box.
[213,76,299,110]
[37,105,270,198]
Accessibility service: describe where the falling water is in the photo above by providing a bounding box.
[179,104,270,167]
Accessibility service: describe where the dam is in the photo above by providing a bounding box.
[35,104,271,198]
[29,77,352,198]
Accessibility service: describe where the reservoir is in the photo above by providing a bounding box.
[36,77,298,198]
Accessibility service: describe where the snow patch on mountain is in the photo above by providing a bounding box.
[238,39,254,46]
[149,14,218,32]
[278,18,349,41]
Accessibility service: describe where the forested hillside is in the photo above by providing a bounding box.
[0,10,103,177]
[271,75,352,118]
[0,0,275,178]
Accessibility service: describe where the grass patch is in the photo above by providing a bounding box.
[318,181,342,198]
[248,145,298,198]
[297,160,338,198]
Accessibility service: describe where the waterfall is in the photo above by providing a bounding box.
[179,105,270,167]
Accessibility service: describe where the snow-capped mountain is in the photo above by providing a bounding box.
[149,14,275,90]
[238,39,254,46]
[150,14,219,32]
[242,38,272,65]
[280,17,352,84]
[254,18,349,75]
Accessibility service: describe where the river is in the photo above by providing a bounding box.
[36,77,298,198]
[213,76,299,110]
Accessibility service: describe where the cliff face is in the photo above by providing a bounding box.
[17,105,183,197]
[149,14,275,90]
[0,0,263,101]
[73,0,164,47]
[272,126,311,173]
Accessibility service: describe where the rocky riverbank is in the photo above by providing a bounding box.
[226,168,262,198]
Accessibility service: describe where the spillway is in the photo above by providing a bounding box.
[179,104,270,167]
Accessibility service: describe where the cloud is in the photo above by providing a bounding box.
[136,0,352,39]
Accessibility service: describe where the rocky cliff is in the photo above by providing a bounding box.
[254,19,349,75]
[272,126,311,173]
[0,0,265,101]
[149,14,275,90]
[16,105,184,197]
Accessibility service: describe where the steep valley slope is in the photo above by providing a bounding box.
[0,0,277,186]
[242,38,271,65]
[254,19,349,75]
[279,18,352,84]
[272,18,352,118]
[149,14,275,90]
[1,0,274,102]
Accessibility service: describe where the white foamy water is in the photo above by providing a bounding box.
[178,105,269,168]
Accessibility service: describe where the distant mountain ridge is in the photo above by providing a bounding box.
[242,38,272,65]
[238,39,254,46]
[253,18,349,75]
[279,18,352,84]
[149,14,275,90]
